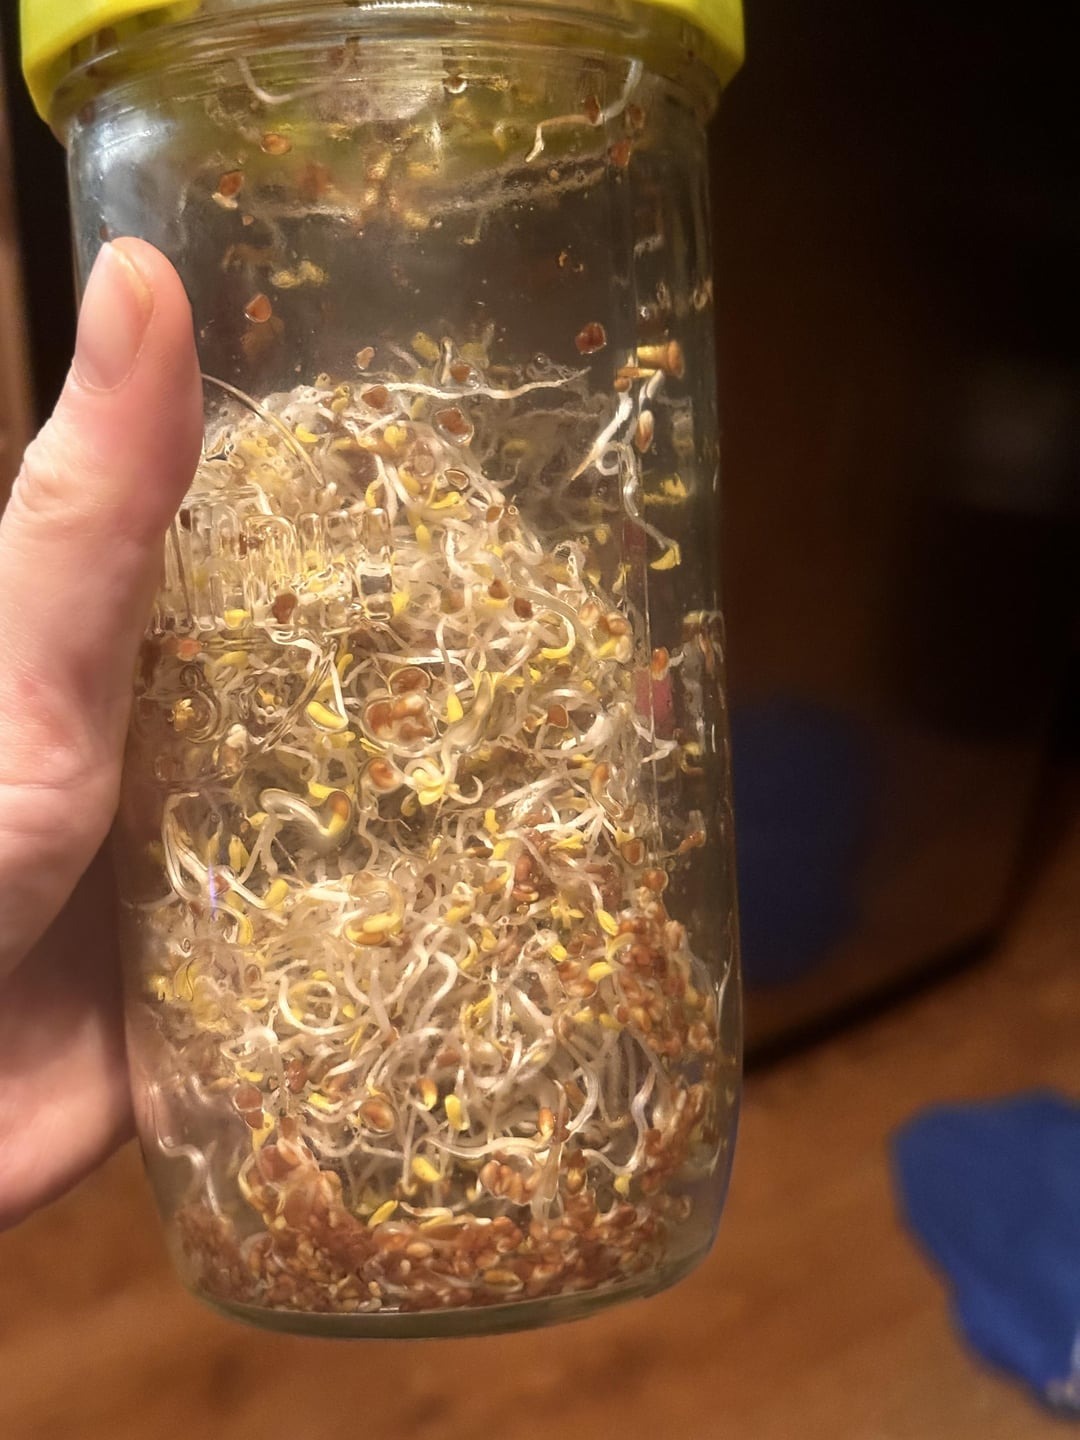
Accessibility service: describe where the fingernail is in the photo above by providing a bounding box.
[73,241,154,392]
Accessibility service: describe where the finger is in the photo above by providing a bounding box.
[0,849,131,1229]
[0,239,203,979]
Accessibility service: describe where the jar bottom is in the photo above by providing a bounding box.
[184,1246,711,1338]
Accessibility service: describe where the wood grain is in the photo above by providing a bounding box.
[2,794,1078,1440]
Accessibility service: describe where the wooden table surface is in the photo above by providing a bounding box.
[2,796,1078,1440]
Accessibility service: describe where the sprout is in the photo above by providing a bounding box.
[128,354,729,1319]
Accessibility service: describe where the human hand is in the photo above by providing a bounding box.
[0,239,202,1227]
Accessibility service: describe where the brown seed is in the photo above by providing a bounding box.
[513,597,534,620]
[620,837,646,867]
[282,1188,312,1228]
[271,591,298,624]
[358,1098,395,1132]
[391,691,426,718]
[626,103,646,133]
[642,867,668,893]
[602,613,631,637]
[284,1058,309,1094]
[629,943,653,971]
[434,405,474,442]
[362,384,390,412]
[485,505,504,524]
[575,321,607,356]
[537,1107,555,1139]
[217,169,244,199]
[366,699,395,736]
[514,853,534,883]
[234,1084,262,1113]
[609,139,632,168]
[488,579,509,601]
[244,1108,267,1130]
[449,360,475,384]
[261,131,292,155]
[396,718,429,742]
[355,346,375,370]
[245,292,273,324]
[546,703,569,729]
[650,646,670,680]
[367,759,398,792]
[582,95,602,125]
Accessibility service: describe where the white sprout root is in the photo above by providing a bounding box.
[125,362,725,1317]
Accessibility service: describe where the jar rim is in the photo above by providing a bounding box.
[22,0,743,123]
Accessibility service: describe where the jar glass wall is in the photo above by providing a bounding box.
[53,1,740,1336]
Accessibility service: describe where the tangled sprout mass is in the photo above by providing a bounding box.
[124,349,727,1319]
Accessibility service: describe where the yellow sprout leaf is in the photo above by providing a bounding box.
[228,837,249,872]
[264,878,290,910]
[588,961,615,983]
[223,607,250,629]
[483,808,499,835]
[614,1174,632,1197]
[540,634,576,661]
[306,699,348,732]
[368,1200,397,1228]
[411,331,440,362]
[549,942,569,963]
[596,909,619,937]
[411,1156,442,1185]
[650,542,682,572]
[467,994,494,1025]
[445,690,464,724]
[444,1095,467,1131]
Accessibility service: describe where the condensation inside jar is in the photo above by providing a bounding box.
[97,25,739,1329]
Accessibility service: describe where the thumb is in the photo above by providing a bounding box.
[0,238,202,977]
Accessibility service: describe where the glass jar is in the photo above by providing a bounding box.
[24,0,743,1336]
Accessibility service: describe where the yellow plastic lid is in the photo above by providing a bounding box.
[22,0,743,121]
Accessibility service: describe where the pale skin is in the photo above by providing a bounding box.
[0,239,203,1227]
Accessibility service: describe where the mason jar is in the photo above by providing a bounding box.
[23,0,743,1336]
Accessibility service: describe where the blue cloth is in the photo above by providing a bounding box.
[730,700,872,987]
[893,1092,1080,1413]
